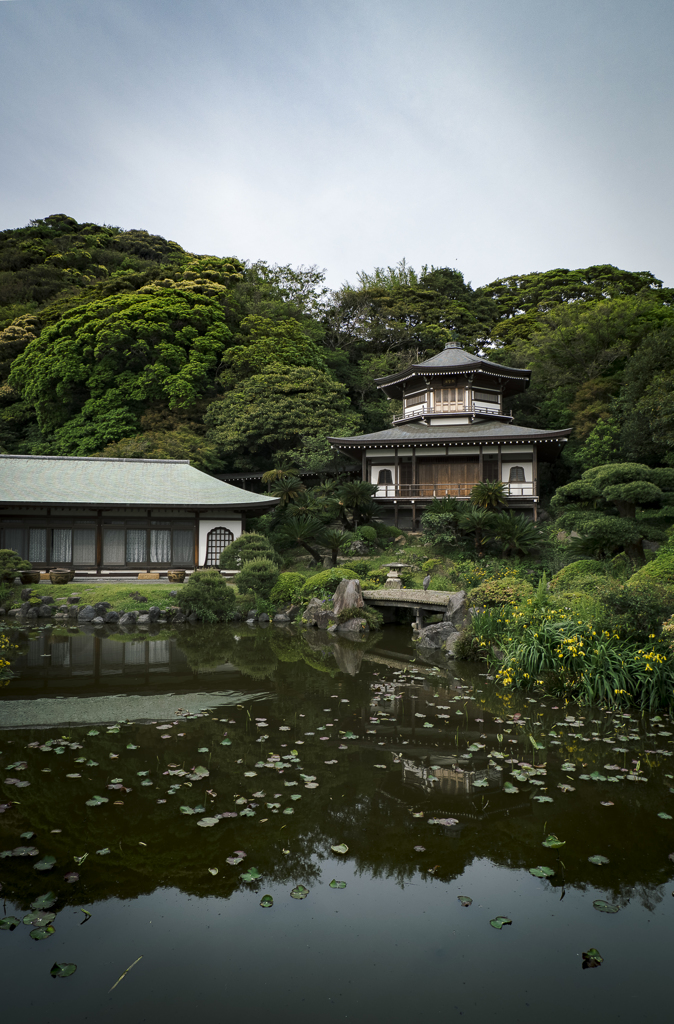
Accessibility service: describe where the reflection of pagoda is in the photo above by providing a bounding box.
[330,342,570,528]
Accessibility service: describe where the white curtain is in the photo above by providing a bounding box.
[29,528,46,563]
[103,529,125,565]
[52,528,72,563]
[126,529,147,563]
[73,529,96,564]
[172,530,194,564]
[150,529,171,563]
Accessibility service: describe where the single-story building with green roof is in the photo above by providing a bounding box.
[0,455,277,574]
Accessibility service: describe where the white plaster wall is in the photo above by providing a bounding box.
[370,464,396,495]
[198,518,242,565]
[501,462,532,482]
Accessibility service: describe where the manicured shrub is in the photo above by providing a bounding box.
[627,545,674,590]
[549,559,607,591]
[0,549,31,579]
[468,577,534,607]
[270,572,306,606]
[178,570,236,623]
[340,559,372,578]
[301,568,358,599]
[220,532,279,569]
[236,558,280,599]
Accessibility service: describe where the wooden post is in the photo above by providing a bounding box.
[412,500,417,531]
[412,446,416,497]
[194,511,200,569]
[533,445,538,521]
[497,444,502,492]
[95,510,103,575]
[478,443,483,483]
[394,446,399,497]
[361,450,367,482]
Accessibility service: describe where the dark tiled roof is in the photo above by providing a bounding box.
[374,343,530,387]
[330,420,571,446]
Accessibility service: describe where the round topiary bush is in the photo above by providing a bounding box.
[270,571,306,606]
[626,546,674,590]
[549,559,607,591]
[220,532,280,569]
[178,569,236,623]
[468,577,534,607]
[236,558,281,599]
[301,568,358,599]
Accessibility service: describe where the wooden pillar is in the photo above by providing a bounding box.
[194,510,200,569]
[497,444,502,491]
[361,450,367,482]
[478,443,483,483]
[394,502,399,528]
[412,500,417,531]
[95,510,103,575]
[412,446,417,497]
[532,445,538,521]
[394,446,399,498]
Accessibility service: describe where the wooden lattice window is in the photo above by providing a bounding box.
[205,526,234,566]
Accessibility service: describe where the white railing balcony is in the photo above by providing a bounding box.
[374,482,535,499]
[394,401,502,423]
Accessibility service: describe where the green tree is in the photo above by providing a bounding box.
[8,290,233,453]
[457,507,498,554]
[97,425,221,472]
[218,316,327,389]
[204,365,360,471]
[178,569,236,622]
[220,532,279,570]
[335,481,379,532]
[470,481,506,510]
[551,463,674,562]
[235,557,280,599]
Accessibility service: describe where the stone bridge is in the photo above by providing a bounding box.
[361,588,466,629]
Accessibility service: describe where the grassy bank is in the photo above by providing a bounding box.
[15,581,186,611]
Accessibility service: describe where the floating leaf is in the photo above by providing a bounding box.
[96,848,111,856]
[30,925,56,940]
[593,900,619,913]
[582,947,603,969]
[588,855,610,865]
[30,892,57,910]
[73,854,88,866]
[428,818,459,826]
[503,782,519,794]
[34,855,56,871]
[50,962,77,978]
[23,911,56,926]
[198,748,209,753]
[542,834,565,849]
[600,801,614,807]
[208,867,218,876]
[529,866,555,878]
[244,772,257,778]
[239,808,256,817]
[658,812,673,820]
[473,778,489,788]
[414,846,426,852]
[282,808,294,815]
[458,896,473,907]
[329,879,347,888]
[64,872,79,883]
[240,867,262,883]
[291,885,309,899]
[260,894,274,907]
[558,784,576,793]
[490,916,512,930]
[331,844,349,854]
[20,831,35,839]
[196,817,219,828]
[87,730,99,736]
[0,916,20,930]
[85,795,108,807]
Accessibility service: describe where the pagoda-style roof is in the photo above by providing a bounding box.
[375,342,530,399]
[330,419,571,450]
[0,455,279,510]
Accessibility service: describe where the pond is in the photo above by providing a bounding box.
[1,620,673,1023]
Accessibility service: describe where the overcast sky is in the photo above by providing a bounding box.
[1,0,673,288]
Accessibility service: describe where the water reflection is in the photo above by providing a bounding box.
[1,621,674,1021]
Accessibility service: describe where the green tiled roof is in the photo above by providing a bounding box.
[0,455,278,509]
[329,420,571,446]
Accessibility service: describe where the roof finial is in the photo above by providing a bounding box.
[444,340,463,349]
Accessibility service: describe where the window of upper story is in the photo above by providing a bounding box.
[404,390,427,408]
[433,387,465,410]
[508,466,526,482]
[474,390,500,405]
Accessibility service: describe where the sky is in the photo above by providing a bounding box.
[1,0,673,289]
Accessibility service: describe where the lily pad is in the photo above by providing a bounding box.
[473,778,489,788]
[64,872,79,883]
[50,962,77,978]
[503,782,519,794]
[34,854,56,871]
[458,896,473,907]
[588,855,610,865]
[240,867,262,883]
[593,900,619,913]
[85,795,108,807]
[260,894,274,907]
[196,817,219,828]
[490,916,512,929]
[226,855,245,866]
[542,834,565,849]
[532,795,554,803]
[73,854,88,866]
[30,925,56,940]
[30,892,57,910]
[291,884,309,899]
[329,879,347,888]
[96,848,111,856]
[23,911,56,926]
[658,812,673,820]
[331,843,349,854]
[0,916,21,930]
[208,867,218,876]
[529,866,555,878]
[282,807,294,815]
[582,947,603,969]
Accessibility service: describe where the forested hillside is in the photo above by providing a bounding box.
[1,213,673,492]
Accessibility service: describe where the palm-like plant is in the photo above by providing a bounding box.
[320,528,350,567]
[457,506,498,554]
[280,514,325,563]
[495,512,542,557]
[336,481,379,530]
[269,476,306,507]
[471,481,507,510]
[261,457,299,486]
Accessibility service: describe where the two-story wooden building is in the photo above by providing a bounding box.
[329,342,570,527]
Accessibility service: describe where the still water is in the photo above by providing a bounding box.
[1,621,673,1023]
